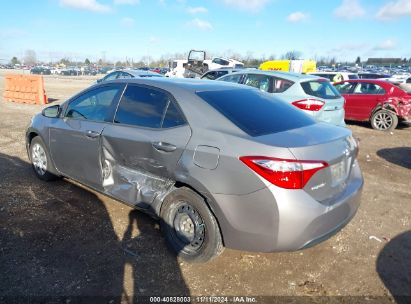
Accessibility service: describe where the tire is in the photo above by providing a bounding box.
[371,110,398,131]
[29,136,59,181]
[160,187,224,263]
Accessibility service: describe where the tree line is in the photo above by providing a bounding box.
[8,49,411,68]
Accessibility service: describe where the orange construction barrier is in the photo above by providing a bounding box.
[3,74,48,105]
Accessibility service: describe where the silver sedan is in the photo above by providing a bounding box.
[26,78,363,262]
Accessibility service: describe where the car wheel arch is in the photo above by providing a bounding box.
[158,181,226,246]
[369,103,398,120]
[27,134,61,177]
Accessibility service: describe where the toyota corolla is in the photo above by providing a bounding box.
[26,78,363,262]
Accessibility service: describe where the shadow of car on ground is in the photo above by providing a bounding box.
[0,152,189,302]
[377,230,411,304]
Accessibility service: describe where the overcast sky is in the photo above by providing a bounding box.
[0,0,410,63]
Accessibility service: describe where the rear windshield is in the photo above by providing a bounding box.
[196,89,315,137]
[300,80,341,99]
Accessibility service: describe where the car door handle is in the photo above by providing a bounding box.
[85,130,101,138]
[152,141,177,152]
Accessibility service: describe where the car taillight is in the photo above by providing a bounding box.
[240,156,328,189]
[292,99,325,111]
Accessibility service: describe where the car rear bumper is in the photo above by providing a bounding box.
[211,160,363,252]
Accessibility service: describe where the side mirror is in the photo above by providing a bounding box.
[96,78,102,83]
[42,105,61,118]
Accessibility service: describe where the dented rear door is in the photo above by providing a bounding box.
[100,84,191,208]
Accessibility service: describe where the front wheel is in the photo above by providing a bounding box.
[30,136,59,181]
[160,187,224,263]
[371,110,398,131]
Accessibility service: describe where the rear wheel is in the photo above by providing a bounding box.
[160,187,223,263]
[30,136,59,181]
[371,110,398,131]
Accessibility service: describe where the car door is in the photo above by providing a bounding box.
[345,82,386,120]
[100,84,191,208]
[49,84,125,190]
[334,82,359,119]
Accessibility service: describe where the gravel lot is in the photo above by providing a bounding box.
[0,69,410,302]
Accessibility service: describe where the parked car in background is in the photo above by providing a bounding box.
[97,69,164,83]
[205,57,244,70]
[26,78,362,262]
[217,70,346,126]
[61,67,81,76]
[98,66,112,74]
[159,67,170,75]
[81,66,98,76]
[334,79,411,131]
[309,72,359,83]
[30,66,51,75]
[386,74,411,85]
[358,72,391,79]
[200,68,243,80]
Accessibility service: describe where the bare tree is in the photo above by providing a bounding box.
[11,57,20,65]
[23,50,37,65]
[281,50,302,60]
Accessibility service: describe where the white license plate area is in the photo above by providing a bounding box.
[330,158,350,185]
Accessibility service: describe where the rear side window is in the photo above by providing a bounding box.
[301,80,341,99]
[353,83,386,95]
[196,89,315,137]
[114,85,169,128]
[162,101,186,128]
[272,77,294,93]
[334,82,356,94]
[114,85,185,128]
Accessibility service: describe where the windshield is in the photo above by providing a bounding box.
[196,89,315,137]
[300,80,341,99]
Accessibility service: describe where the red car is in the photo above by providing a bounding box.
[334,79,411,131]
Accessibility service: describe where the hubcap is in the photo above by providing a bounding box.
[374,112,393,130]
[173,203,205,251]
[31,143,47,176]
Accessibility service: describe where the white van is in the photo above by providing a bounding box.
[165,60,187,78]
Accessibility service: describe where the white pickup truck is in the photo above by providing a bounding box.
[166,50,244,78]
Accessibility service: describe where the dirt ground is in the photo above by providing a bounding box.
[0,69,410,302]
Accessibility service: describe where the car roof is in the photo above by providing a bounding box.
[102,77,254,93]
[206,67,242,72]
[226,70,322,82]
[339,79,391,84]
